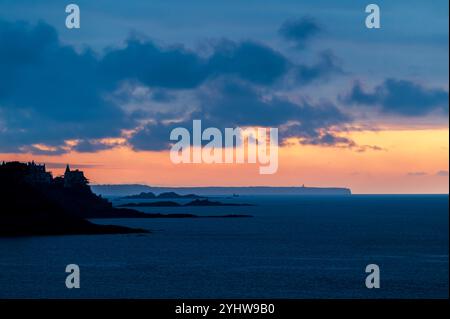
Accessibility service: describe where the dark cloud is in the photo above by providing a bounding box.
[100,39,208,89]
[130,79,354,151]
[129,121,180,151]
[302,133,355,147]
[198,79,306,127]
[0,20,134,153]
[100,38,290,88]
[278,16,321,48]
[207,40,289,85]
[358,145,384,152]
[0,19,345,154]
[198,79,352,133]
[296,50,343,85]
[343,79,449,116]
[71,140,119,153]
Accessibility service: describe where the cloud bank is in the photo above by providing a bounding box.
[343,79,449,116]
[0,18,354,154]
[3,18,443,155]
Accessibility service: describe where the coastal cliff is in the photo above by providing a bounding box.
[0,161,148,236]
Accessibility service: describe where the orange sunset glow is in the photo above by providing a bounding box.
[1,128,448,194]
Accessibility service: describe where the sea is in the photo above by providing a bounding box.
[0,195,448,298]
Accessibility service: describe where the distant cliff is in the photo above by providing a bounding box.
[93,185,352,196]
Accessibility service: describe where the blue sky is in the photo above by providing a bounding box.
[1,0,447,83]
[0,0,448,154]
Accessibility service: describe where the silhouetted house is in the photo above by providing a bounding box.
[64,165,89,188]
[24,161,52,184]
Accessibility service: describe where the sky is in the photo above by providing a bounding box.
[0,0,448,193]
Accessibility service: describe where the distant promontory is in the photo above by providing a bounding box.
[92,185,352,197]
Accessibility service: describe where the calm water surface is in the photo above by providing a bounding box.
[0,195,448,298]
